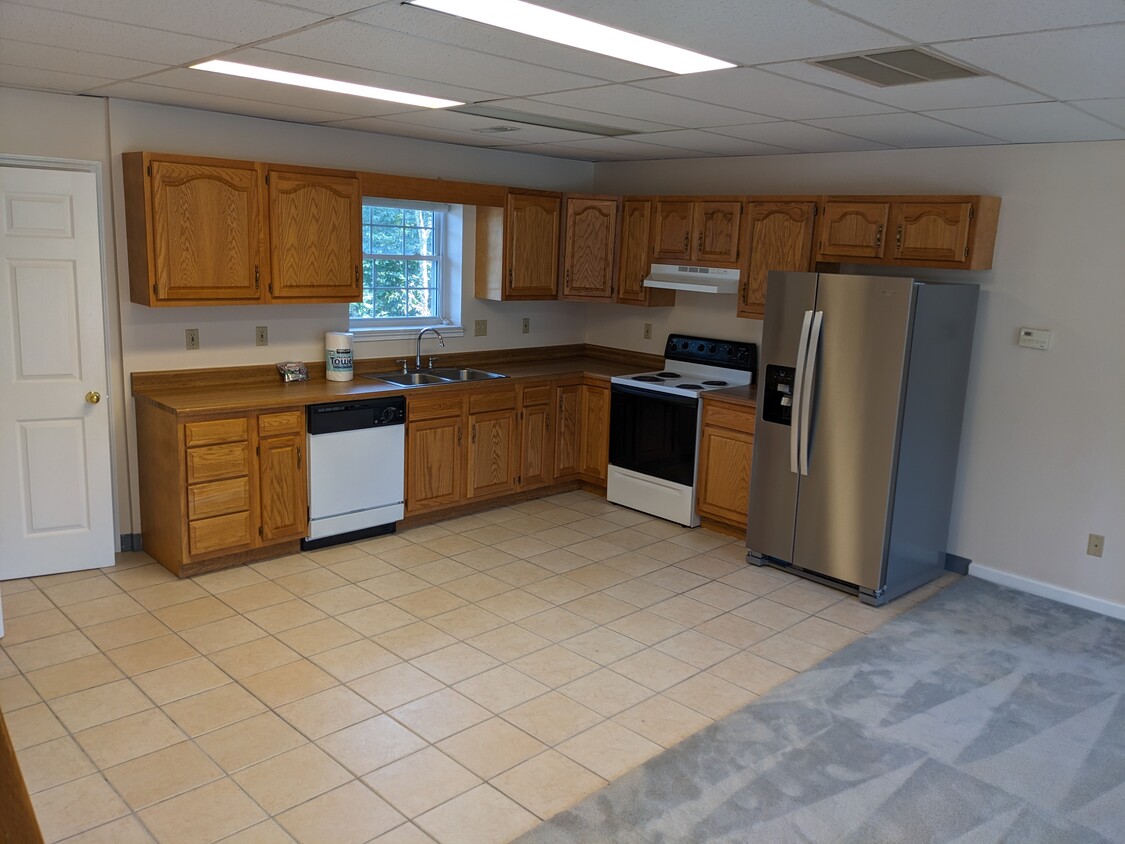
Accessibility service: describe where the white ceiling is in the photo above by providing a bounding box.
[1,0,1123,162]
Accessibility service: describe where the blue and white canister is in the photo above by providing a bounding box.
[325,331,353,381]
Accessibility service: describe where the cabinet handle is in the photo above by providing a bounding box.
[697,232,703,252]
[254,265,260,290]
[297,445,302,469]
[471,423,477,444]
[896,225,902,250]
[875,225,883,249]
[683,232,690,252]
[354,265,360,288]
[457,426,462,446]
[508,267,513,285]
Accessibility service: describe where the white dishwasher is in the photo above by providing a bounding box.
[302,395,405,551]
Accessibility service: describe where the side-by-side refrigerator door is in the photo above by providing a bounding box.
[746,271,817,562]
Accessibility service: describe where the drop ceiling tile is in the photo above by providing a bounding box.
[532,86,769,129]
[764,61,1051,111]
[494,142,638,162]
[712,121,893,153]
[10,0,328,42]
[541,0,907,65]
[380,109,601,144]
[263,0,382,13]
[481,98,676,134]
[638,68,899,121]
[321,116,512,148]
[923,102,1125,143]
[93,81,360,124]
[0,3,236,65]
[626,130,791,156]
[819,0,1125,42]
[805,112,1001,147]
[938,25,1125,101]
[1070,98,1125,128]
[521,136,711,160]
[0,64,116,94]
[0,38,168,81]
[262,20,604,97]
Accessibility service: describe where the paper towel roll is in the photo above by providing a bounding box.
[325,331,353,382]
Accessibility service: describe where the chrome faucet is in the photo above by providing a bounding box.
[415,327,445,370]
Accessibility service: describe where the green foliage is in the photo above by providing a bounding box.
[352,205,440,320]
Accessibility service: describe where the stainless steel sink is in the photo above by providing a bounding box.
[429,368,507,382]
[362,368,506,386]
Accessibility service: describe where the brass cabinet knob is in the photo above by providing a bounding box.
[85,391,101,404]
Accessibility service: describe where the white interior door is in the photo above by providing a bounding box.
[0,164,114,580]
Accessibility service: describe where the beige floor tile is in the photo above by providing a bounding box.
[454,665,549,714]
[647,595,725,627]
[83,613,171,651]
[440,572,510,602]
[516,606,596,642]
[410,559,477,586]
[693,612,775,649]
[511,645,599,688]
[412,642,499,685]
[249,553,319,579]
[5,702,67,750]
[569,499,620,518]
[61,593,146,629]
[241,599,328,635]
[353,533,413,554]
[668,529,728,552]
[611,648,698,692]
[129,579,209,611]
[134,656,230,705]
[31,569,102,588]
[460,525,522,546]
[710,650,798,695]
[640,567,709,593]
[375,622,459,660]
[427,604,506,639]
[326,556,396,583]
[534,511,588,530]
[603,551,669,577]
[339,601,418,636]
[708,541,753,564]
[398,524,453,543]
[316,714,427,776]
[371,822,437,844]
[418,534,485,557]
[0,608,76,646]
[104,740,223,809]
[562,628,645,665]
[750,632,833,672]
[415,784,538,844]
[0,674,40,711]
[276,618,361,656]
[210,637,301,679]
[653,628,739,669]
[233,743,352,814]
[17,735,96,793]
[152,596,237,632]
[219,582,297,615]
[676,555,746,581]
[719,566,792,596]
[23,653,123,701]
[5,629,99,673]
[560,668,654,717]
[487,561,553,588]
[664,672,758,720]
[50,678,153,732]
[349,663,444,711]
[635,541,699,566]
[277,685,378,740]
[304,543,371,565]
[498,515,555,535]
[491,536,556,561]
[492,749,606,820]
[502,691,602,745]
[376,544,444,568]
[613,694,714,748]
[1,587,53,618]
[305,583,384,614]
[219,819,296,843]
[388,587,465,620]
[476,588,553,621]
[364,747,481,817]
[195,711,306,773]
[557,720,662,780]
[527,549,590,576]
[277,780,404,844]
[272,568,349,598]
[731,597,810,631]
[310,639,401,682]
[162,684,266,737]
[179,616,267,654]
[785,615,865,651]
[568,540,631,564]
[240,659,338,708]
[604,610,686,647]
[74,708,186,768]
[603,509,654,528]
[530,527,590,550]
[466,624,551,662]
[30,773,130,842]
[359,571,431,601]
[41,575,123,607]
[767,581,844,614]
[682,581,756,611]
[602,578,676,609]
[107,634,198,676]
[390,688,490,743]
[60,815,156,844]
[436,717,546,779]
[195,566,268,594]
[563,592,637,624]
[138,778,267,844]
[815,599,897,633]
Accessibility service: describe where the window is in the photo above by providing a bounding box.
[350,198,453,329]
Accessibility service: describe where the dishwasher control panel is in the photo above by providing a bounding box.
[307,396,405,435]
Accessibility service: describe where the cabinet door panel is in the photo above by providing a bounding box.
[893,202,972,264]
[520,402,552,490]
[817,202,889,261]
[407,417,462,513]
[506,193,560,298]
[188,477,250,520]
[579,383,610,483]
[563,197,617,300]
[739,202,816,319]
[186,442,249,484]
[466,411,517,500]
[259,433,307,543]
[553,384,581,479]
[695,201,741,262]
[652,200,694,260]
[697,421,754,527]
[189,511,253,556]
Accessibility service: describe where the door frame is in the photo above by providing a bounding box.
[0,154,121,552]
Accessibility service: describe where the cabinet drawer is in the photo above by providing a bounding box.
[188,477,250,520]
[521,384,551,406]
[258,410,303,438]
[189,511,253,556]
[184,417,248,447]
[469,390,517,414]
[186,442,250,483]
[408,394,465,421]
[703,401,756,434]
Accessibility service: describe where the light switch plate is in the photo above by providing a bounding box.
[1017,327,1051,350]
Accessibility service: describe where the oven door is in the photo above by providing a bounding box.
[609,384,700,486]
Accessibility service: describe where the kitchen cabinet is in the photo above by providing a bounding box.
[518,383,554,491]
[616,199,675,307]
[579,380,611,484]
[466,390,519,500]
[738,200,818,319]
[553,381,582,480]
[406,394,465,515]
[816,196,1000,269]
[135,403,307,576]
[561,196,618,301]
[696,398,755,530]
[653,198,743,264]
[123,152,362,306]
[476,190,562,300]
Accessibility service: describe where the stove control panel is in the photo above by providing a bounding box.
[665,333,757,374]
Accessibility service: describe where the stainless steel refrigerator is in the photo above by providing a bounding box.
[746,272,979,605]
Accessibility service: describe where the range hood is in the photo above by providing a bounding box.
[643,263,741,294]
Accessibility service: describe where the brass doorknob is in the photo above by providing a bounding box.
[85,391,101,404]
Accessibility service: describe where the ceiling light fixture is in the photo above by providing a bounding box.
[406,0,735,75]
[190,59,463,108]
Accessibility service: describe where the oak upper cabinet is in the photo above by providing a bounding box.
[266,167,362,302]
[124,152,266,306]
[696,398,755,529]
[561,196,618,301]
[816,200,890,262]
[476,190,562,300]
[257,411,307,543]
[406,394,465,515]
[553,381,582,480]
[518,383,554,491]
[738,200,817,319]
[616,199,675,307]
[653,198,743,264]
[579,380,611,484]
[465,390,519,501]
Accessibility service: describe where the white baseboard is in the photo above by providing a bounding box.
[970,564,1125,621]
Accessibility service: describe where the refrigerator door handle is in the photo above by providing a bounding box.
[790,309,814,475]
[799,310,824,475]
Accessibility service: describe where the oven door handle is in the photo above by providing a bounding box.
[610,383,700,408]
[790,309,814,475]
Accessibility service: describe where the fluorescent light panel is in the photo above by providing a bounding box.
[190,60,463,109]
[407,0,735,75]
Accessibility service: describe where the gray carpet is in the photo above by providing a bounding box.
[518,577,1125,843]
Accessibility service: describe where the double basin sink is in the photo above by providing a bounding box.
[363,367,507,387]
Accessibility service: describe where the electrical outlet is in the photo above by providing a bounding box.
[522,317,530,334]
[185,328,199,350]
[475,319,488,337]
[643,323,653,340]
[1087,534,1105,558]
[255,325,268,347]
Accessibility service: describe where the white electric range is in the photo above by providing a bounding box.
[607,334,757,527]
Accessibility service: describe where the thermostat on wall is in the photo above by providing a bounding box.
[1017,327,1052,350]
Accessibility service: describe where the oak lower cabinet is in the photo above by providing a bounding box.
[476,191,562,300]
[136,403,307,576]
[518,383,554,491]
[696,397,756,530]
[406,394,466,515]
[466,391,519,500]
[553,381,582,480]
[561,196,618,301]
[616,199,675,307]
[738,200,817,319]
[579,379,610,484]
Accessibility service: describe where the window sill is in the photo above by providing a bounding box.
[350,324,465,342]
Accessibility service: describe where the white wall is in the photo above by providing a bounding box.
[592,141,1125,609]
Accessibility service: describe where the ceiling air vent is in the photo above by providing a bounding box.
[811,48,983,87]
